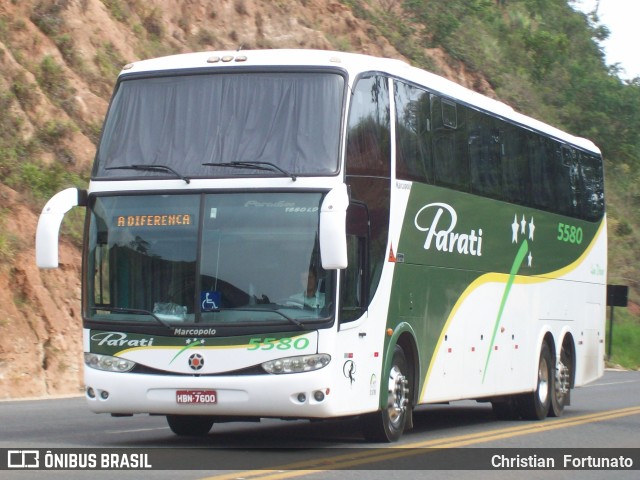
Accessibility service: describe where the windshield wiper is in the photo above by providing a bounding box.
[90,306,173,329]
[207,307,305,330]
[106,164,191,184]
[202,161,296,181]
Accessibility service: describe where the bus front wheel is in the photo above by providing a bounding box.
[360,345,412,442]
[166,415,214,436]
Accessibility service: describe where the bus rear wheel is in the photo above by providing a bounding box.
[166,415,214,436]
[360,345,412,442]
[549,343,572,417]
[517,342,553,420]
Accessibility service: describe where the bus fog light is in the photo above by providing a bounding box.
[313,390,325,402]
[262,354,330,374]
[297,393,306,403]
[100,390,109,400]
[86,387,96,399]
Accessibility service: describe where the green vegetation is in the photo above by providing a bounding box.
[36,55,79,119]
[94,42,125,80]
[16,162,84,201]
[31,1,83,68]
[140,7,164,40]
[0,208,18,264]
[100,0,131,23]
[0,84,86,248]
[30,0,69,37]
[606,308,640,369]
[0,90,36,192]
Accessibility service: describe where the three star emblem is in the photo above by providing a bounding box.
[511,214,535,267]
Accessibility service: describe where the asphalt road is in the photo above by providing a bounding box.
[1,370,638,480]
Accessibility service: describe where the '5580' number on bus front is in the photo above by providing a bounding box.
[247,337,310,351]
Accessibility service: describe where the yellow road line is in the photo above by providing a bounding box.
[199,405,640,480]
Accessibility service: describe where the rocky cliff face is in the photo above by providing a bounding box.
[0,184,83,398]
[0,0,492,399]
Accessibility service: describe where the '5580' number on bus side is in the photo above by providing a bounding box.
[557,223,583,245]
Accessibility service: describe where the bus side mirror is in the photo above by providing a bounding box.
[36,188,86,268]
[319,184,349,270]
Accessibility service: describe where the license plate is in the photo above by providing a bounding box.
[176,390,217,404]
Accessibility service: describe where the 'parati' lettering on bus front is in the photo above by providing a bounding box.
[91,332,154,347]
[414,202,483,256]
[115,214,191,227]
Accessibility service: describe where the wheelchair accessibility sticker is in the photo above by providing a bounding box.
[200,291,221,311]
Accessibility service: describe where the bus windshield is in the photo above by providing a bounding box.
[87,192,333,327]
[93,71,345,179]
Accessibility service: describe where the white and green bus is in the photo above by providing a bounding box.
[36,49,606,442]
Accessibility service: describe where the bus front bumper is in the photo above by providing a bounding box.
[84,368,337,419]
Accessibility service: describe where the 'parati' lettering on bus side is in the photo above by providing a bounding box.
[414,202,483,256]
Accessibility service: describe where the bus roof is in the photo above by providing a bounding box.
[119,49,600,155]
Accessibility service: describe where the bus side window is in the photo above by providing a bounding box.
[432,96,469,191]
[346,75,391,178]
[561,145,582,217]
[501,123,529,205]
[579,152,605,221]
[394,80,432,183]
[340,203,369,324]
[468,109,503,198]
[528,135,556,211]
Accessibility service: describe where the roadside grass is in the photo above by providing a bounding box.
[606,307,640,370]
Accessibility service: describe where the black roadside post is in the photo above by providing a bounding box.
[606,284,629,360]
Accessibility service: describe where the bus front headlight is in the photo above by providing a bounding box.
[84,353,136,372]
[262,354,330,374]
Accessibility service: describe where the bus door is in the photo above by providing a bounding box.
[340,202,369,324]
[334,201,380,413]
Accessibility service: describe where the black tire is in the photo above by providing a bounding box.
[517,342,553,420]
[361,345,412,442]
[166,415,214,436]
[549,343,572,417]
[491,396,520,420]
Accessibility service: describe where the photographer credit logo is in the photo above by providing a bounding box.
[8,450,39,468]
[4,449,152,470]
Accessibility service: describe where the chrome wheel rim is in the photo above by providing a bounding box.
[387,365,409,427]
[537,357,549,404]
